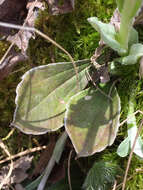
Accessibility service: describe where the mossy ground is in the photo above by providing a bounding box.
[0,0,143,189]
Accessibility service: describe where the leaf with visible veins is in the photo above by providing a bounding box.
[65,83,121,157]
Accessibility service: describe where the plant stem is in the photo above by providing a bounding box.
[117,0,133,50]
[117,0,142,50]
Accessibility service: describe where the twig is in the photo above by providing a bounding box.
[68,150,73,190]
[0,139,13,189]
[0,145,47,164]
[0,43,13,65]
[112,180,117,190]
[116,169,143,190]
[135,168,143,172]
[9,66,28,75]
[122,119,143,190]
[2,128,15,141]
[116,175,133,189]
[0,21,79,90]
[119,110,143,127]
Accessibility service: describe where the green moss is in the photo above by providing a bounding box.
[28,0,116,64]
[0,41,9,57]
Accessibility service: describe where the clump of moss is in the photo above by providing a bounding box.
[28,0,116,65]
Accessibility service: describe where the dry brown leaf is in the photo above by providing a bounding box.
[110,8,120,32]
[134,6,143,25]
[0,51,28,80]
[0,0,45,79]
[0,0,45,53]
[0,0,27,35]
[0,156,33,188]
[7,0,45,52]
[46,0,74,15]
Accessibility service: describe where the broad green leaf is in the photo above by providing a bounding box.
[127,89,143,158]
[83,161,122,190]
[127,87,143,158]
[116,0,124,12]
[118,44,143,65]
[12,60,90,135]
[117,128,143,158]
[117,88,143,158]
[128,126,143,158]
[65,83,121,157]
[117,137,130,157]
[87,17,127,55]
[128,28,138,48]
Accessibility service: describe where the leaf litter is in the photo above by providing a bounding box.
[0,156,33,189]
[46,0,74,15]
[0,0,45,80]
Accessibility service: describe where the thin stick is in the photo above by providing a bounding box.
[119,110,143,127]
[0,43,14,65]
[122,119,143,190]
[9,66,27,75]
[0,22,79,90]
[116,170,143,189]
[2,128,15,141]
[112,180,117,190]
[68,150,73,190]
[0,139,13,189]
[0,145,47,164]
[116,175,133,189]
